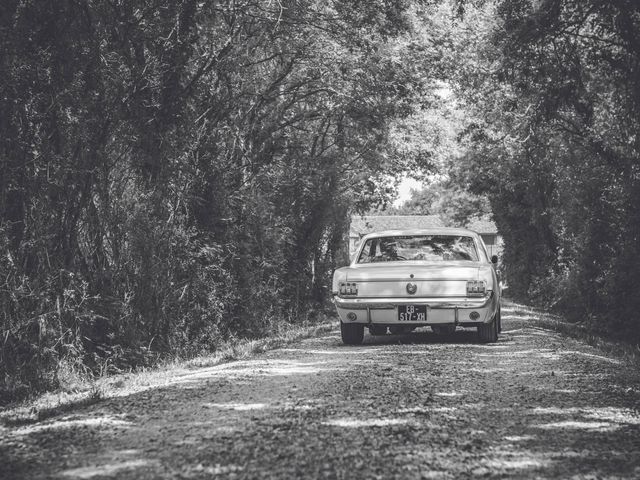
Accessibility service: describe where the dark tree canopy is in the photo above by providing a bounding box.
[2,0,640,401]
[447,0,640,340]
[0,0,441,400]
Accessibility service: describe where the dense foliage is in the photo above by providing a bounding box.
[0,0,438,401]
[449,0,640,341]
[392,179,492,226]
[4,0,639,401]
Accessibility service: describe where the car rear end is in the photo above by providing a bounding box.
[332,229,501,344]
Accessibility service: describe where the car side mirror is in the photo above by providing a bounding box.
[491,255,498,265]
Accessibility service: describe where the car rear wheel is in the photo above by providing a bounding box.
[341,322,364,345]
[477,314,499,343]
[369,325,387,336]
[432,325,456,336]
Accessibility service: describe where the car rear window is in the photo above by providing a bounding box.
[357,235,480,263]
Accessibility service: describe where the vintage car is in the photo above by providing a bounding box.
[332,228,501,345]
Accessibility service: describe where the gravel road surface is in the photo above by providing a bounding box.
[2,303,640,479]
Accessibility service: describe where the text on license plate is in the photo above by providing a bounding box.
[398,305,427,322]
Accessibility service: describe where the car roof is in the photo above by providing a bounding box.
[360,228,481,239]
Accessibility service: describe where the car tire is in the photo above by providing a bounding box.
[341,322,364,345]
[477,313,499,343]
[369,325,387,336]
[432,325,456,336]
[497,307,502,333]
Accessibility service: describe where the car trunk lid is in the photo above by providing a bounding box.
[346,263,482,298]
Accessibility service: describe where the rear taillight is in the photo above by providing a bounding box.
[467,280,486,296]
[339,282,358,296]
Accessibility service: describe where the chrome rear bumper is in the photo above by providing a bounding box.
[332,292,497,325]
[333,292,494,310]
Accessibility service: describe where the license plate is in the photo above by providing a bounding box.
[398,305,427,322]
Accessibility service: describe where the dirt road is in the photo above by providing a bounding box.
[2,303,640,479]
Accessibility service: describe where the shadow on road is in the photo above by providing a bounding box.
[3,302,640,479]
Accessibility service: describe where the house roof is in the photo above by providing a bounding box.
[350,215,445,237]
[466,217,498,235]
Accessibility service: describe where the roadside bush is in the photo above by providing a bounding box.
[0,0,428,403]
[452,0,640,347]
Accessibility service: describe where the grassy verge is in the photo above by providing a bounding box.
[503,298,640,365]
[0,316,337,427]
